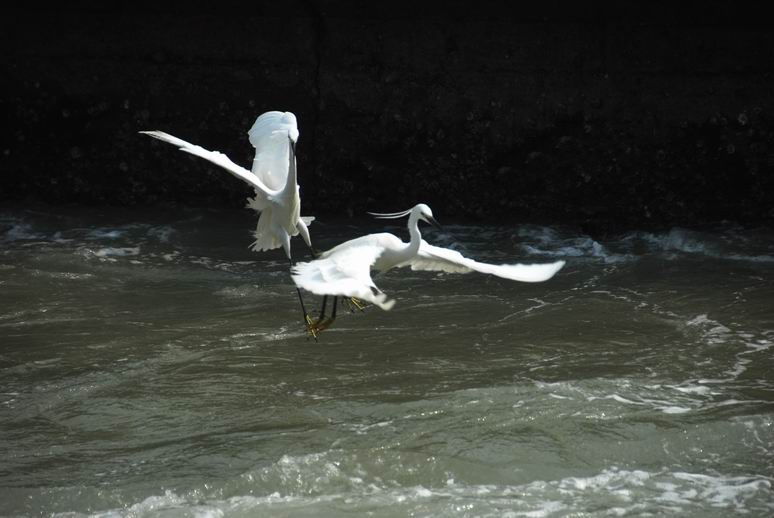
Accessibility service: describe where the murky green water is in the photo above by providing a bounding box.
[1,206,773,516]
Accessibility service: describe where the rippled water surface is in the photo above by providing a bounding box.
[1,206,773,517]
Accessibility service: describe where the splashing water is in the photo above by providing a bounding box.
[1,206,773,516]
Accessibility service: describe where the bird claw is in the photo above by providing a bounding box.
[304,314,318,340]
[345,297,366,312]
[312,317,335,333]
[304,297,361,338]
[304,314,334,338]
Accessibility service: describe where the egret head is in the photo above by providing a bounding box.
[414,203,442,230]
[367,204,440,229]
[280,111,300,143]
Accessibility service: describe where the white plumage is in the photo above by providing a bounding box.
[248,111,299,191]
[141,110,314,259]
[411,241,566,280]
[292,204,565,311]
[292,244,396,310]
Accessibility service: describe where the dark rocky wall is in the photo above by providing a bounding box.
[2,1,773,233]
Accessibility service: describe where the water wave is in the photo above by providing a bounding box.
[4,211,774,265]
[55,461,773,517]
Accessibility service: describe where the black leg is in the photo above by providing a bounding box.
[303,240,318,260]
[318,295,329,320]
[290,258,316,339]
[295,287,310,322]
[315,296,338,333]
[314,295,336,325]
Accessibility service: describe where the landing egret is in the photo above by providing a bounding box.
[291,203,565,334]
[140,111,318,331]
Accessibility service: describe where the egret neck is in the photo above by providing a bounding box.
[282,137,302,235]
[396,207,424,265]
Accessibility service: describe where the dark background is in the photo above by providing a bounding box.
[2,1,773,234]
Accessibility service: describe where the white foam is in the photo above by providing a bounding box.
[686,314,732,341]
[684,314,774,384]
[88,229,126,240]
[51,466,774,517]
[726,253,774,263]
[147,225,176,243]
[413,486,432,498]
[513,500,566,517]
[672,385,712,395]
[659,406,692,414]
[624,227,774,263]
[94,247,140,257]
[539,377,715,416]
[2,222,45,241]
[521,237,631,264]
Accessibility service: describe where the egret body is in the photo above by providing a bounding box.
[292,204,565,334]
[141,111,318,332]
[140,111,313,259]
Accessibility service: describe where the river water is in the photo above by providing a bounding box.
[1,206,773,517]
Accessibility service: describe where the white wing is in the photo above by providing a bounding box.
[248,111,298,192]
[140,130,273,196]
[405,241,566,282]
[292,245,396,310]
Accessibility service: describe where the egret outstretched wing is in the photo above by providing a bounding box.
[249,111,298,192]
[140,130,273,195]
[405,241,566,282]
[292,245,396,310]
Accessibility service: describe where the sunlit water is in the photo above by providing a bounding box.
[1,206,773,517]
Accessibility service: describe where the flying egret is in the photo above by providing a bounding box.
[140,111,318,333]
[291,203,566,334]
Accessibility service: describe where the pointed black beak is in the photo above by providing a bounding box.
[427,216,443,231]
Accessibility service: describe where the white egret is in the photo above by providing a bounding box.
[140,111,318,332]
[292,203,565,334]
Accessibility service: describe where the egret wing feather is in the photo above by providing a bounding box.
[408,241,566,282]
[140,130,272,195]
[292,245,395,310]
[318,233,398,259]
[248,111,298,191]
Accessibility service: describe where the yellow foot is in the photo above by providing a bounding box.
[304,314,318,340]
[345,297,366,312]
[312,316,336,333]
